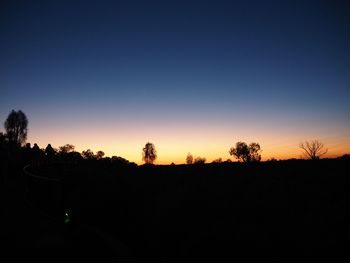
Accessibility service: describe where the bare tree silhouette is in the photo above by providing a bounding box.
[299,140,328,160]
[186,152,193,164]
[229,141,262,162]
[4,110,28,145]
[142,142,157,164]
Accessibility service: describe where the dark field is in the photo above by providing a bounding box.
[2,159,349,261]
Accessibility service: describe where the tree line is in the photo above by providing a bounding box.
[1,109,330,165]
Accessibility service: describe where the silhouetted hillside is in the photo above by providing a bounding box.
[2,158,346,261]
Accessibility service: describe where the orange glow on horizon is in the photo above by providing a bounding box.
[27,124,350,165]
[19,110,350,165]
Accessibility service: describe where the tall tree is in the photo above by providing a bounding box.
[4,110,28,145]
[142,142,157,164]
[299,140,327,160]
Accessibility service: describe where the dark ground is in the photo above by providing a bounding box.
[1,159,349,261]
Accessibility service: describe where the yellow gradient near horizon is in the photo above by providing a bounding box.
[26,117,350,164]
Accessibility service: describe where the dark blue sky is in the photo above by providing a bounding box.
[1,0,349,162]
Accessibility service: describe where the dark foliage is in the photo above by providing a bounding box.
[0,110,348,260]
[142,142,157,164]
[186,152,193,164]
[193,156,206,164]
[45,144,56,157]
[229,141,262,162]
[1,141,349,261]
[4,110,28,145]
[59,144,75,154]
[82,149,95,159]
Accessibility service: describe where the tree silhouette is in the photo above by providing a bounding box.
[194,157,206,164]
[229,141,262,162]
[32,143,42,155]
[248,142,262,162]
[4,110,28,145]
[186,153,193,164]
[212,158,222,163]
[96,150,105,160]
[82,149,95,159]
[299,140,328,160]
[59,144,75,154]
[45,144,56,157]
[142,142,157,164]
[229,142,249,162]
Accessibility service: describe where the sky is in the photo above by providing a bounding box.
[1,0,349,164]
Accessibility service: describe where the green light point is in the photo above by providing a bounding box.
[64,212,70,224]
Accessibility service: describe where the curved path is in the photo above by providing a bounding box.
[4,164,129,259]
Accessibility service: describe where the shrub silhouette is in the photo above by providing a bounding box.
[212,158,222,163]
[194,156,206,164]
